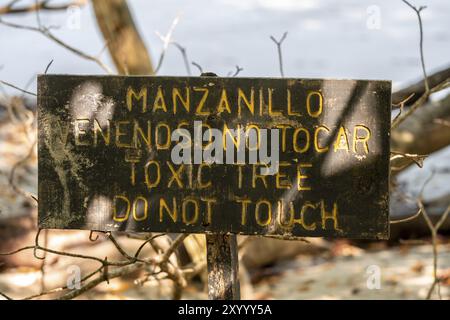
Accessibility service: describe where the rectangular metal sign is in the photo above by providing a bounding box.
[38,75,391,239]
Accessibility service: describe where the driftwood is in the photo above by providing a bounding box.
[91,0,153,75]
[392,66,450,107]
[391,93,450,171]
[241,237,330,270]
[390,193,450,240]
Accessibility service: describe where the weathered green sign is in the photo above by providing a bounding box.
[38,75,391,239]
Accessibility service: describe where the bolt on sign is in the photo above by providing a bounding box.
[38,75,391,239]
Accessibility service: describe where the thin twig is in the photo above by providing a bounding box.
[172,42,191,76]
[414,171,449,299]
[191,61,203,74]
[0,18,113,74]
[391,79,449,129]
[402,0,429,92]
[8,139,37,199]
[227,65,244,77]
[0,79,36,96]
[44,59,53,74]
[154,14,181,74]
[392,92,414,122]
[160,234,189,264]
[270,31,288,77]
[390,151,427,170]
[390,207,422,224]
[0,0,86,15]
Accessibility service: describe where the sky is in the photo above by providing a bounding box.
[0,0,449,90]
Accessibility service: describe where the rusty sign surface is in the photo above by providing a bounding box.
[38,75,391,239]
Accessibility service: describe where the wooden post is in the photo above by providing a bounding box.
[206,233,240,300]
[200,71,240,300]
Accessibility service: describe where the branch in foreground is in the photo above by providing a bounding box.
[392,66,450,107]
[402,0,429,92]
[391,79,449,129]
[91,0,153,75]
[270,32,288,78]
[0,80,36,96]
[0,0,86,15]
[0,230,191,300]
[0,18,113,74]
[154,14,181,74]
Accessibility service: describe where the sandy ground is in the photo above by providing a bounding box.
[0,242,448,300]
[249,243,450,300]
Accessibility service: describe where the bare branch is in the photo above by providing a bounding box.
[391,79,450,129]
[9,139,37,199]
[0,291,13,300]
[0,0,86,15]
[390,207,422,224]
[44,59,53,74]
[160,234,188,264]
[390,151,427,171]
[402,0,429,92]
[172,42,191,76]
[227,65,244,77]
[0,18,113,74]
[192,61,203,74]
[0,79,36,96]
[154,14,181,74]
[392,92,415,122]
[270,31,288,77]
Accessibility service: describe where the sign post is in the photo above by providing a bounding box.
[206,234,240,300]
[201,73,240,300]
[38,74,391,299]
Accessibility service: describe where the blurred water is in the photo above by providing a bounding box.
[0,0,449,87]
[0,0,449,209]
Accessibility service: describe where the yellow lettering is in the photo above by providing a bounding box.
[236,198,251,225]
[321,200,340,231]
[306,91,323,118]
[113,195,131,222]
[74,119,90,146]
[194,87,210,116]
[293,127,310,153]
[132,196,148,221]
[155,122,171,149]
[314,125,329,152]
[276,162,291,189]
[268,88,282,116]
[93,119,110,146]
[238,88,254,115]
[167,162,184,188]
[144,160,160,188]
[115,120,132,148]
[217,88,231,114]
[159,197,177,223]
[182,198,199,225]
[334,126,349,152]
[198,163,211,189]
[255,200,272,226]
[172,87,190,114]
[126,86,147,112]
[297,163,312,191]
[287,89,300,116]
[133,120,151,148]
[152,86,167,113]
[353,125,371,154]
